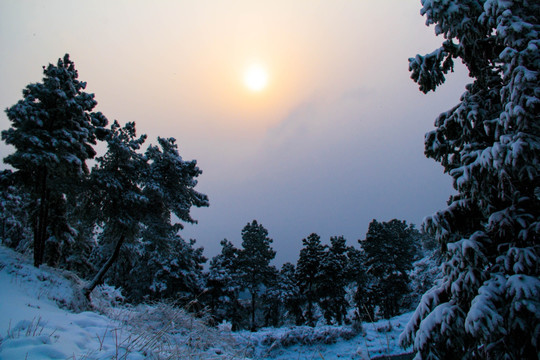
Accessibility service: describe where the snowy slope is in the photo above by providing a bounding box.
[0,246,413,359]
[0,246,140,359]
[0,246,238,359]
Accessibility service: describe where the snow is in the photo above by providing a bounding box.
[0,245,414,359]
[235,313,413,359]
[465,275,505,337]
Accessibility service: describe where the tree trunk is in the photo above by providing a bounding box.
[307,280,314,326]
[83,234,125,299]
[250,290,257,332]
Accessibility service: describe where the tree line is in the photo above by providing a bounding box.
[3,1,539,353]
[0,54,209,300]
[0,54,437,331]
[204,219,436,331]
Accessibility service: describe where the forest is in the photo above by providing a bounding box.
[0,72,438,326]
[1,1,539,359]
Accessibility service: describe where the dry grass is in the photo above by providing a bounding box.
[4,316,60,344]
[98,301,242,359]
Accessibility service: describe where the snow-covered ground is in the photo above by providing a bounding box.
[0,245,413,359]
[234,312,413,359]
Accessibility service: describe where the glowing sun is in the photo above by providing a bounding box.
[244,64,268,92]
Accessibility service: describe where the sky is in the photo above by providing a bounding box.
[0,1,471,266]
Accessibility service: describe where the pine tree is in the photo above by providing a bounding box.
[351,246,375,322]
[296,233,326,326]
[278,262,304,325]
[83,121,147,298]
[400,2,539,358]
[121,228,207,303]
[260,265,281,327]
[360,219,418,319]
[403,250,442,313]
[143,137,209,228]
[206,239,243,329]
[43,191,77,267]
[156,237,206,304]
[2,54,108,267]
[236,220,276,331]
[121,136,209,302]
[0,170,31,250]
[319,236,350,325]
[62,214,97,277]
[84,123,209,299]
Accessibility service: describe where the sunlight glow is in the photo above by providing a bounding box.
[244,64,268,92]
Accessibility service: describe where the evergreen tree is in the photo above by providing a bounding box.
[400,2,539,358]
[360,219,417,319]
[2,54,108,267]
[205,239,243,329]
[43,191,77,267]
[84,123,208,299]
[350,246,375,322]
[143,137,209,229]
[151,237,206,304]
[260,265,281,327]
[121,228,207,303]
[119,136,209,302]
[296,233,326,326]
[0,170,31,250]
[278,262,304,326]
[236,220,276,331]
[83,121,147,298]
[319,236,350,325]
[62,215,97,277]
[402,250,442,313]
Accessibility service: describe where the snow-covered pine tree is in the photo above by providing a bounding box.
[62,215,97,277]
[2,54,108,267]
[121,225,207,303]
[260,265,281,327]
[44,190,76,267]
[205,239,243,329]
[278,262,304,325]
[83,121,148,298]
[319,236,350,325]
[122,136,209,302]
[348,245,374,321]
[403,250,442,313]
[0,170,31,250]
[152,237,206,304]
[296,233,326,326]
[86,121,208,297]
[400,1,539,358]
[144,137,209,228]
[84,124,209,300]
[353,268,377,321]
[236,220,276,331]
[360,219,418,319]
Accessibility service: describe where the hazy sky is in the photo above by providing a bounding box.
[0,1,470,265]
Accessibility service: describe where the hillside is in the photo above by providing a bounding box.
[0,245,412,359]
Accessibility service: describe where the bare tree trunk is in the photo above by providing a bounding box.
[250,290,257,332]
[83,234,125,299]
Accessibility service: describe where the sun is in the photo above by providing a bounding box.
[244,64,268,92]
